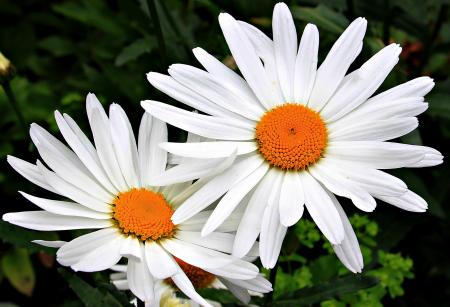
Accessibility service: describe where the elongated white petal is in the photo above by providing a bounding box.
[207,259,259,280]
[308,18,367,111]
[408,151,443,168]
[309,162,376,212]
[161,239,233,269]
[127,258,154,303]
[327,191,363,273]
[109,104,140,188]
[141,100,254,140]
[367,76,434,104]
[32,240,66,248]
[172,154,264,224]
[160,141,257,159]
[55,111,117,194]
[329,117,418,141]
[219,13,283,108]
[294,24,319,103]
[19,192,110,219]
[201,163,269,236]
[225,274,272,293]
[176,231,233,253]
[378,190,428,212]
[119,236,142,260]
[171,271,212,307]
[326,141,425,169]
[37,161,110,212]
[7,156,57,193]
[57,228,118,266]
[71,236,122,272]
[219,277,251,304]
[233,169,278,258]
[273,2,297,102]
[193,47,260,108]
[279,172,304,227]
[169,64,264,120]
[3,211,111,231]
[321,44,402,121]
[300,172,344,244]
[144,241,179,279]
[260,171,287,268]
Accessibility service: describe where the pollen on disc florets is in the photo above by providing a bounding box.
[255,103,328,170]
[112,188,176,241]
[166,257,216,289]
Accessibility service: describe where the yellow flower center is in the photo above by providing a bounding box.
[166,257,216,289]
[255,103,327,170]
[112,188,175,241]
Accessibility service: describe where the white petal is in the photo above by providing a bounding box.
[330,117,418,141]
[294,24,319,104]
[201,163,269,236]
[327,191,363,273]
[32,240,66,248]
[161,239,233,269]
[54,110,117,194]
[321,44,402,121]
[309,162,376,212]
[378,190,428,212]
[175,231,235,254]
[192,47,260,108]
[300,172,344,244]
[232,170,278,258]
[308,18,367,111]
[88,109,128,192]
[56,228,118,266]
[171,154,264,224]
[7,156,57,193]
[206,259,259,280]
[141,100,254,140]
[273,2,297,102]
[109,104,140,188]
[138,114,168,186]
[159,141,257,159]
[169,64,264,120]
[127,257,155,303]
[2,211,111,231]
[218,277,251,304]
[260,171,287,268]
[367,76,434,104]
[219,13,282,108]
[326,141,425,169]
[71,236,122,272]
[171,271,212,307]
[224,274,272,293]
[37,161,111,212]
[119,236,142,260]
[144,241,179,279]
[279,172,304,227]
[19,192,110,219]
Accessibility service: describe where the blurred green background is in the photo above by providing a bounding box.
[0,0,449,306]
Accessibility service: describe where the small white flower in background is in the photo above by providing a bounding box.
[2,93,271,307]
[141,2,443,272]
[111,264,267,307]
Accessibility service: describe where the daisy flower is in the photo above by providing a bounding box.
[111,260,270,307]
[2,93,267,307]
[141,2,443,271]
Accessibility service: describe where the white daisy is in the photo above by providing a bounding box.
[141,2,443,272]
[2,93,267,307]
[111,261,270,307]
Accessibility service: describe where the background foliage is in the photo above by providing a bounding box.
[0,0,449,306]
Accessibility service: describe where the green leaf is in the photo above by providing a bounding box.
[272,275,379,306]
[1,248,35,296]
[291,5,349,35]
[58,268,130,307]
[38,36,76,57]
[115,37,156,66]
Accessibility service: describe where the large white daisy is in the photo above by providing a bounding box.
[2,93,267,307]
[141,2,443,271]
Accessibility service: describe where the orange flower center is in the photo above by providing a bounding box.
[166,257,216,289]
[255,103,327,170]
[112,188,175,241]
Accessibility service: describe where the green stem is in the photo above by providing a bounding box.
[266,262,279,304]
[2,80,27,135]
[147,0,167,64]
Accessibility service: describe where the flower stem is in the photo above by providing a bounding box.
[147,0,167,65]
[1,80,27,135]
[266,262,279,303]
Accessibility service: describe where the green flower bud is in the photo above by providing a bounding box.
[0,52,15,84]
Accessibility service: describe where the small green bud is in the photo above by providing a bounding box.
[0,52,15,84]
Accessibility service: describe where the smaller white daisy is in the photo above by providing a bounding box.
[3,93,266,307]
